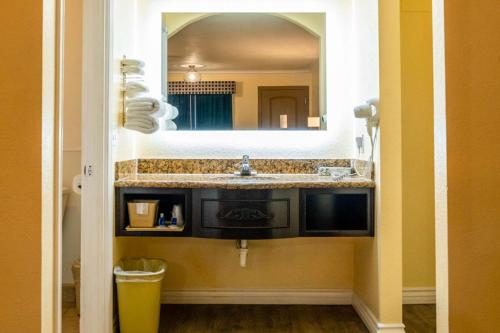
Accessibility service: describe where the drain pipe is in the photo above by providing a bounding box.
[236,240,248,267]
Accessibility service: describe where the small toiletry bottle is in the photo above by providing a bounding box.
[158,213,165,227]
[170,211,177,226]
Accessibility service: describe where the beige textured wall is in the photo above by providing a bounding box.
[169,72,314,129]
[401,0,436,288]
[0,1,42,332]
[445,0,500,331]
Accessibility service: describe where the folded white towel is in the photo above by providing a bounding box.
[124,115,159,134]
[121,65,144,76]
[124,81,149,98]
[126,97,165,118]
[164,119,178,131]
[121,59,145,68]
[164,104,179,120]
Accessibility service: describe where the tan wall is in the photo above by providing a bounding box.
[168,72,315,129]
[401,0,436,288]
[117,238,354,290]
[0,1,42,332]
[445,0,500,331]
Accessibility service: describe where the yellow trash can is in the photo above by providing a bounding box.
[114,258,166,333]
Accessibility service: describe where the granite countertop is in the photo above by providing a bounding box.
[114,173,375,189]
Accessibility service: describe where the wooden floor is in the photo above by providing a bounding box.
[62,304,436,333]
[159,305,369,333]
[403,304,436,333]
[62,301,79,333]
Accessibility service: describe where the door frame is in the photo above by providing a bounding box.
[432,0,449,331]
[38,0,452,332]
[80,0,114,331]
[41,0,62,331]
[258,86,309,129]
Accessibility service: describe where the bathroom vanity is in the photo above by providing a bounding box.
[115,159,375,239]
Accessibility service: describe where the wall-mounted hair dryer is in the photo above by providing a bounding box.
[354,98,380,162]
[354,99,379,137]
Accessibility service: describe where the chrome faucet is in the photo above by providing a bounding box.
[238,155,255,176]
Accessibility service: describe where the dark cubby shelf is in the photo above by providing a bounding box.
[115,187,192,237]
[300,188,374,237]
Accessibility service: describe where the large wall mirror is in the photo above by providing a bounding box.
[161,13,326,131]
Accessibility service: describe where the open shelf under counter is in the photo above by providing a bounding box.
[115,187,192,237]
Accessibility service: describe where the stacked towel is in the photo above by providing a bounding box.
[164,120,178,131]
[121,66,144,76]
[121,59,145,76]
[120,58,163,134]
[164,104,179,120]
[124,115,159,134]
[125,97,165,118]
[123,98,182,134]
[124,81,149,98]
[121,59,145,67]
[158,103,179,131]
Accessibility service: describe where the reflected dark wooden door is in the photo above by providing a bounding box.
[258,86,309,129]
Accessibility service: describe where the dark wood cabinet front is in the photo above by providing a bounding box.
[115,186,374,238]
[193,189,299,239]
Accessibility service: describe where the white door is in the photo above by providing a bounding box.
[81,0,114,331]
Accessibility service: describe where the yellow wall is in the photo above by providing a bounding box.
[353,3,436,322]
[445,0,500,331]
[354,0,403,323]
[0,1,42,332]
[401,0,436,288]
[169,72,314,129]
[117,238,354,290]
[63,0,83,151]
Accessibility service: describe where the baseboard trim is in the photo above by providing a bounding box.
[403,287,436,304]
[352,294,406,333]
[161,289,353,305]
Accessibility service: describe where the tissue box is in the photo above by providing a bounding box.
[127,200,159,228]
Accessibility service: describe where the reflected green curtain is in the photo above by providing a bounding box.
[168,94,233,130]
[194,94,233,130]
[167,94,191,130]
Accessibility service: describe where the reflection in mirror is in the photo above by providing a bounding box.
[162,13,326,131]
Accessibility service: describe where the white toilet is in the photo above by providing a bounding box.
[62,183,81,315]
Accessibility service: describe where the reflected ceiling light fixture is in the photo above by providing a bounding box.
[181,64,204,82]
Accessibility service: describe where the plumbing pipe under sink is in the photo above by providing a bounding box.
[236,240,248,268]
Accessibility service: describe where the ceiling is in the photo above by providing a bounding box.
[167,14,321,72]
